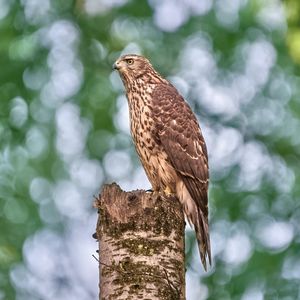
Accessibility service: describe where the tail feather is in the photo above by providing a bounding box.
[176,181,211,270]
[195,209,211,271]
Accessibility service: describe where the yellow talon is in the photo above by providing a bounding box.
[164,186,172,196]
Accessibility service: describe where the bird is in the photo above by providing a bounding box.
[113,54,211,270]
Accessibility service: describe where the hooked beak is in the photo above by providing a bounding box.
[113,61,119,70]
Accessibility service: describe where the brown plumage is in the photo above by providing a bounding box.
[113,54,211,270]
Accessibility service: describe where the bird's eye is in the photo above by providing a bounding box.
[126,59,134,65]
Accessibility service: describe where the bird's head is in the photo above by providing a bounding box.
[113,54,155,84]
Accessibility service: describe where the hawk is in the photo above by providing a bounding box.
[113,54,211,270]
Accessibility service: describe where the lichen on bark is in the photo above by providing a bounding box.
[94,183,185,300]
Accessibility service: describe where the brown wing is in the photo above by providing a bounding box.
[152,83,211,269]
[152,84,209,216]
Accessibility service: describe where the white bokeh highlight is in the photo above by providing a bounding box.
[256,220,294,251]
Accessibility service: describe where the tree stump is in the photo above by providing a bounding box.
[94,183,186,300]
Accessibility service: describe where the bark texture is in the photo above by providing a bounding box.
[94,183,185,300]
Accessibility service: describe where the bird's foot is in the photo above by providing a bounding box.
[163,186,173,196]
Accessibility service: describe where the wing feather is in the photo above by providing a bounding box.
[152,83,211,269]
[152,84,209,216]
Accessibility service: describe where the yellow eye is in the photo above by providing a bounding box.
[126,59,134,65]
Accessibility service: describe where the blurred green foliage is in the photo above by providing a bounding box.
[0,0,300,299]
[285,0,300,66]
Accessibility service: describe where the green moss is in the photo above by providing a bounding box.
[103,258,181,299]
[99,194,184,241]
[120,237,175,256]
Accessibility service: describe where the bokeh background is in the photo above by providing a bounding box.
[1,0,300,299]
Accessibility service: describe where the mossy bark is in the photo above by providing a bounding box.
[94,183,185,300]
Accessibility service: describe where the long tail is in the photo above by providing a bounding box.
[177,182,211,270]
[194,207,211,271]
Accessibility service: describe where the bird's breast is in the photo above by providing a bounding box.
[126,87,177,191]
[128,93,157,153]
